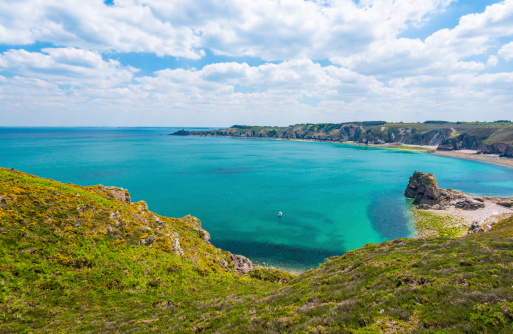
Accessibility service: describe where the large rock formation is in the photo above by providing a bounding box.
[404,171,441,205]
[478,142,513,157]
[230,254,255,274]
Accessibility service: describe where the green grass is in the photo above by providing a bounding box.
[385,145,436,152]
[2,168,513,333]
[413,209,468,238]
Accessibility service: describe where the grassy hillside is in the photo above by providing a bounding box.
[1,168,513,333]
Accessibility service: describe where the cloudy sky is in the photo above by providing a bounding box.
[1,0,512,126]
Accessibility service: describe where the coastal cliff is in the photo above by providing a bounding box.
[174,121,513,157]
[2,167,513,333]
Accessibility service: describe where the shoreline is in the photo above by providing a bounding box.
[432,150,513,168]
[190,134,513,168]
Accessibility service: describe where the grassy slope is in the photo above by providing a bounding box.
[1,168,513,333]
[0,168,290,333]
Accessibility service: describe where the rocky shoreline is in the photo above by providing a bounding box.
[172,122,513,158]
[405,171,513,238]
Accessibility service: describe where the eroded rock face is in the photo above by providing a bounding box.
[230,254,255,274]
[478,142,513,157]
[405,171,441,205]
[182,215,211,244]
[102,186,131,204]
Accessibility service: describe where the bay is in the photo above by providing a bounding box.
[2,127,513,272]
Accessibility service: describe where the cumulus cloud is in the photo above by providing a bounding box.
[1,0,513,125]
[498,41,513,60]
[0,0,456,60]
[332,0,513,77]
[0,48,137,87]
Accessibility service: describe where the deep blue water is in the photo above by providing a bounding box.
[1,127,513,272]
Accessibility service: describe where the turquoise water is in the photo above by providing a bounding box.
[2,127,513,272]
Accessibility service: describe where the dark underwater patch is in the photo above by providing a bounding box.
[367,190,413,240]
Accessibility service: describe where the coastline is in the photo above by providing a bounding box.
[432,150,513,168]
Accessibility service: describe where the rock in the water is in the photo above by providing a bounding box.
[230,254,255,274]
[455,198,485,210]
[405,171,441,205]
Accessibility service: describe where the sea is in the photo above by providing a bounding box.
[2,127,513,273]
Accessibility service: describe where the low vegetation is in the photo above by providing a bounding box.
[412,209,468,238]
[1,168,513,333]
[384,145,436,153]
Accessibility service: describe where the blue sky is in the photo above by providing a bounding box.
[1,0,513,126]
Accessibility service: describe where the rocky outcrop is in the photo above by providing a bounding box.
[478,142,513,157]
[230,254,255,274]
[467,222,484,234]
[455,198,485,210]
[406,171,513,237]
[438,134,513,157]
[102,186,131,203]
[438,133,482,151]
[405,171,441,205]
[169,129,191,136]
[182,215,211,244]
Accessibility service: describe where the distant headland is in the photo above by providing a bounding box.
[171,121,513,166]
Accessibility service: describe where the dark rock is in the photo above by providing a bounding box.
[431,204,446,210]
[438,133,482,151]
[405,171,441,205]
[478,142,513,157]
[498,201,513,208]
[230,254,255,274]
[169,129,190,136]
[455,198,485,210]
[467,222,484,234]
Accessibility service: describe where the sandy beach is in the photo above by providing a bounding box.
[433,150,513,168]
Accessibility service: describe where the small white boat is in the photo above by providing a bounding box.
[278,212,282,217]
[348,156,351,158]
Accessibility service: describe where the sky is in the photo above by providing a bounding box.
[0,0,513,127]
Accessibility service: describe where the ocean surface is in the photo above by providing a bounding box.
[2,127,513,272]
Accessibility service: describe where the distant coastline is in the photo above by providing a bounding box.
[171,121,513,168]
[183,133,513,169]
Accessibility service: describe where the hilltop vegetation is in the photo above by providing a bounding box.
[179,121,513,157]
[1,168,513,333]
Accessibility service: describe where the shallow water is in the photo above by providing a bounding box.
[2,127,513,272]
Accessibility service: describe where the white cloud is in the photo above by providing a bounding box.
[332,0,513,77]
[498,41,513,60]
[1,1,513,126]
[0,48,137,87]
[0,0,455,60]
